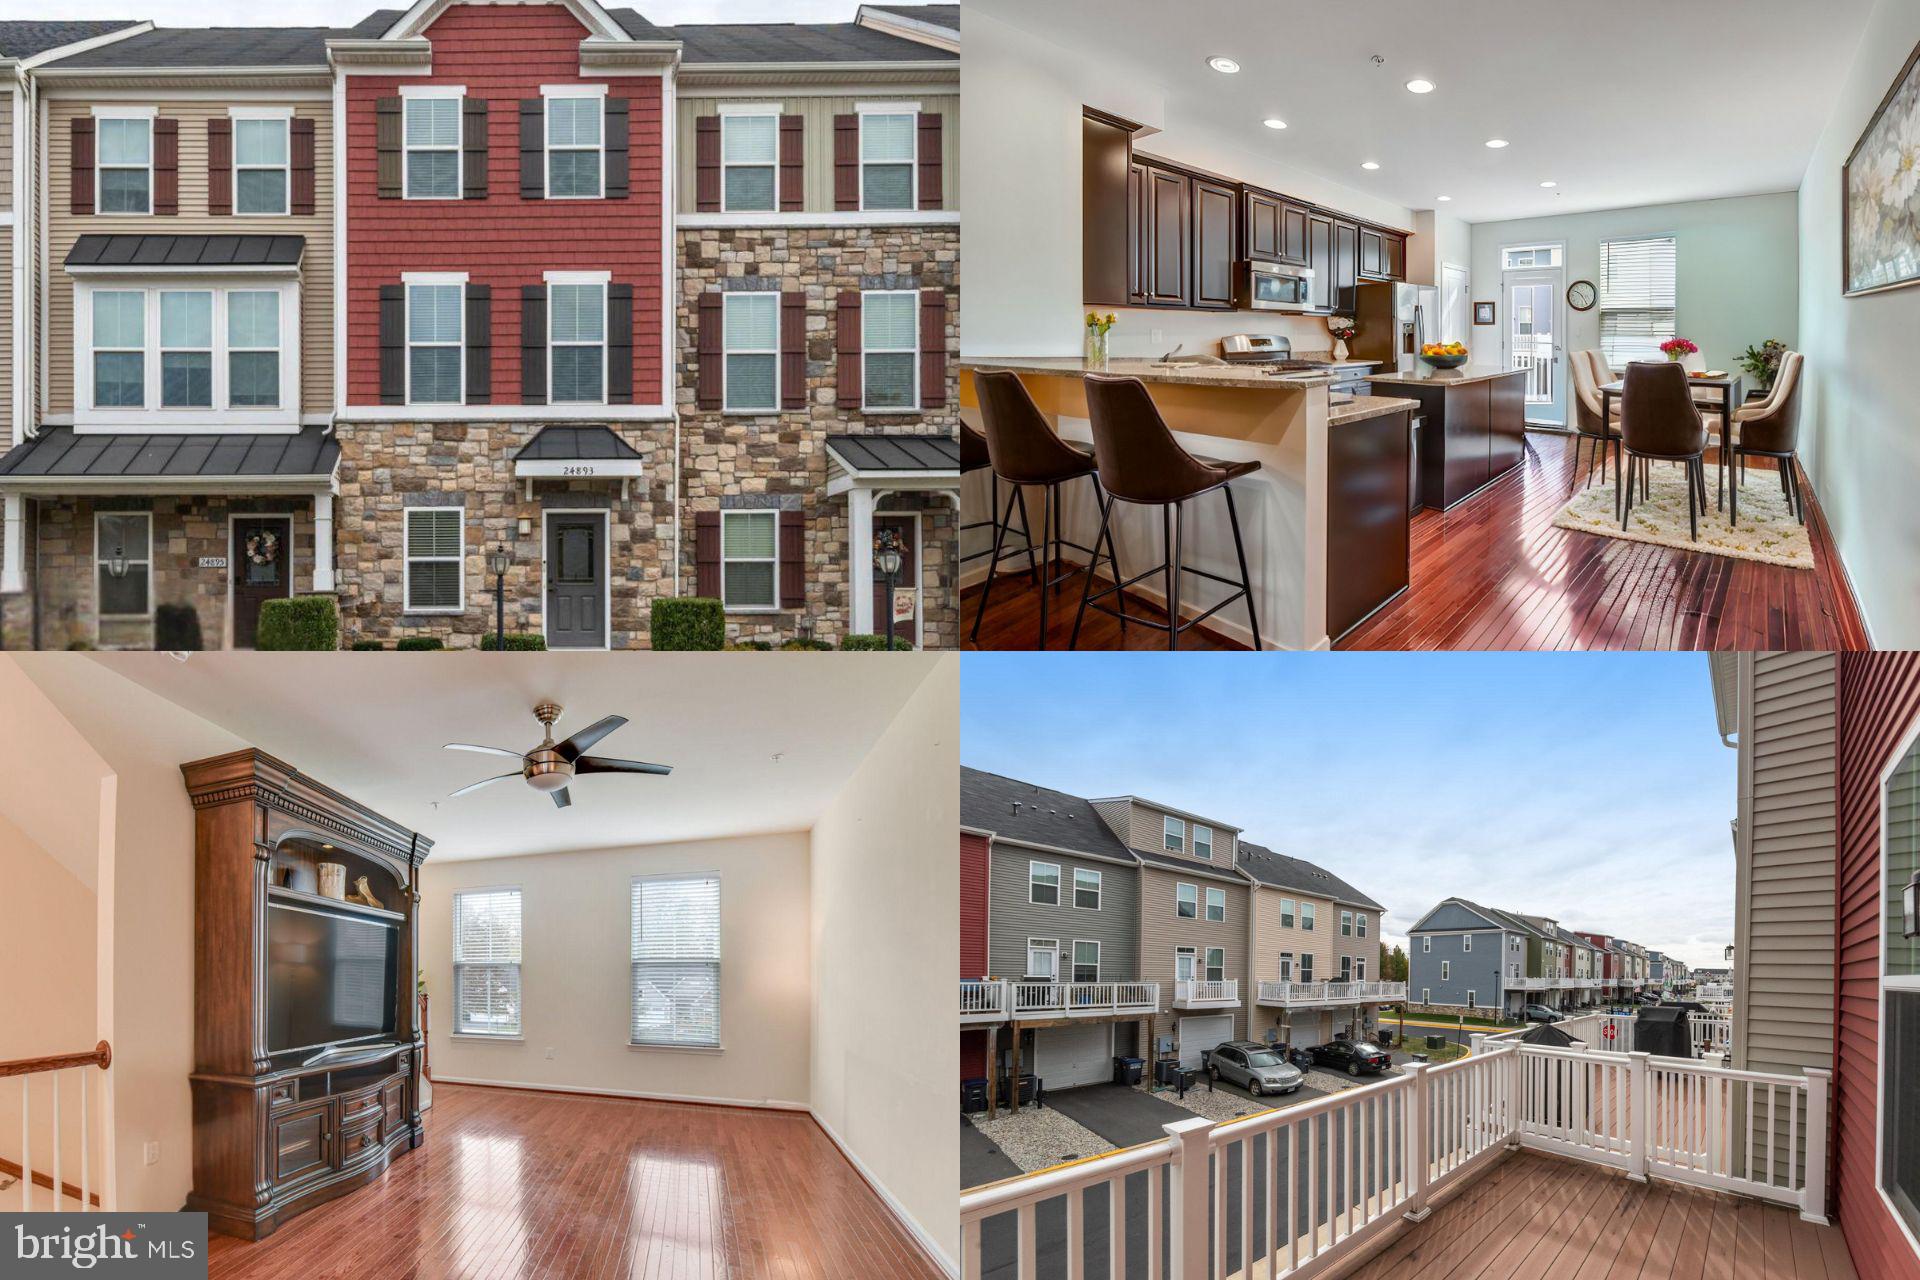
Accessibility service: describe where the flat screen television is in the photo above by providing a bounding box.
[266,902,399,1055]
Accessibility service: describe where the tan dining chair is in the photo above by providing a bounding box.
[1723,351,1805,527]
[1569,349,1623,493]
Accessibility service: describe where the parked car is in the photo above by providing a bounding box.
[1204,1041,1304,1096]
[1520,1003,1562,1023]
[1306,1040,1392,1077]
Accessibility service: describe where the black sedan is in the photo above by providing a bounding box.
[1306,1039,1393,1077]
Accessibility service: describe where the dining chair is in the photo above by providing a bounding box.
[1724,351,1805,527]
[1568,350,1623,494]
[1619,361,1710,541]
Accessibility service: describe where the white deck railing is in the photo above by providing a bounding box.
[961,980,1010,1021]
[960,1042,1827,1280]
[1255,980,1407,1006]
[961,979,1161,1021]
[1172,979,1239,1005]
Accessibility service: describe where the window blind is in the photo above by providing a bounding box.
[453,887,522,1036]
[630,874,721,1048]
[1599,236,1676,367]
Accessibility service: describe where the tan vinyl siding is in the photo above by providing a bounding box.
[43,99,333,417]
[1734,651,1837,1077]
[1139,865,1249,1049]
[0,93,13,211]
[1252,889,1335,986]
[677,91,958,213]
[1096,798,1239,868]
[0,226,11,432]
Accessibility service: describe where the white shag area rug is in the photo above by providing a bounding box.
[1552,462,1813,569]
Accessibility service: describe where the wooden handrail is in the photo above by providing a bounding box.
[0,1041,111,1079]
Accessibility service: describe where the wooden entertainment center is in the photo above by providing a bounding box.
[180,749,433,1239]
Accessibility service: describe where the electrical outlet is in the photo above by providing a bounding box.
[1151,329,1165,346]
[143,1142,160,1166]
[544,1047,556,1060]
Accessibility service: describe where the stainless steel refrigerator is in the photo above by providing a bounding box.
[1351,282,1439,374]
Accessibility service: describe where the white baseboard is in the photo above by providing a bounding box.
[809,1109,957,1280]
[431,1074,809,1112]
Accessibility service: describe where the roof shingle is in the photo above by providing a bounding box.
[0,20,140,60]
[44,13,401,68]
[960,768,1136,863]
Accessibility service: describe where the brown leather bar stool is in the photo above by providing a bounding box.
[1619,361,1710,541]
[970,369,1128,649]
[959,420,1017,570]
[1076,373,1262,651]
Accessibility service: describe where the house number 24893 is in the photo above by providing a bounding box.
[562,465,598,477]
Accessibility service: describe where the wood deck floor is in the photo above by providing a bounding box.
[205,1083,943,1280]
[961,432,1869,652]
[1343,1150,1857,1280]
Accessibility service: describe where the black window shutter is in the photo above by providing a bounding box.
[465,284,492,404]
[519,100,544,199]
[604,97,630,199]
[379,285,405,405]
[462,97,489,199]
[520,285,547,404]
[375,97,402,199]
[608,283,634,403]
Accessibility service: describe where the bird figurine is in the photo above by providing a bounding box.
[348,876,384,909]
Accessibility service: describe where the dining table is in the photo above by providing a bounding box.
[1599,370,1745,515]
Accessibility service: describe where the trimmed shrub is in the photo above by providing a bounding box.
[395,636,445,652]
[154,602,204,651]
[256,595,339,651]
[479,632,547,651]
[65,640,95,651]
[841,633,914,651]
[349,639,385,651]
[650,597,724,651]
[725,640,774,651]
[779,638,833,651]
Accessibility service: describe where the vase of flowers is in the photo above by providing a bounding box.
[1326,315,1357,362]
[1659,337,1699,363]
[1084,312,1116,370]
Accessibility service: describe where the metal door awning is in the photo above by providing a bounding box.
[510,425,647,499]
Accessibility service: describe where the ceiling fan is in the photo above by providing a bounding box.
[445,701,671,809]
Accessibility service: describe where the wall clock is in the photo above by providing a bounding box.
[1567,280,1597,312]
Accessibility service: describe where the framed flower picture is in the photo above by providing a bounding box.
[1843,39,1920,297]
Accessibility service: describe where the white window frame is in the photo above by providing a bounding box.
[1422,988,1431,1004]
[1423,936,1432,953]
[1357,959,1367,981]
[717,103,781,214]
[1163,815,1186,853]
[226,288,285,410]
[93,510,152,624]
[1340,911,1353,937]
[1441,961,1451,981]
[1467,990,1477,1009]
[1204,947,1225,983]
[1279,898,1295,928]
[74,281,299,429]
[452,885,523,1039]
[404,272,467,407]
[1301,902,1315,932]
[718,509,780,613]
[1876,710,1920,1258]
[1598,234,1678,368]
[629,872,722,1051]
[1027,860,1060,907]
[1461,933,1470,952]
[401,85,464,201]
[1192,825,1213,859]
[545,270,610,406]
[720,290,780,414]
[1028,938,1059,981]
[1357,913,1368,939]
[1204,886,1225,923]
[1176,881,1198,920]
[1298,953,1314,983]
[860,288,920,414]
[1174,946,1196,983]
[92,106,155,217]
[157,289,214,409]
[1072,867,1101,911]
[229,106,292,217]
[1278,953,1292,982]
[403,505,465,614]
[542,83,606,201]
[1339,955,1352,982]
[1072,939,1100,984]
[855,100,919,213]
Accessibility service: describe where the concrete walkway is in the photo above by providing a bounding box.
[960,1117,1024,1191]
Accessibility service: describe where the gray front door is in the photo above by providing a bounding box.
[545,514,605,648]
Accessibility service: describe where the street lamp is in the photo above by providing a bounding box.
[488,545,512,651]
[873,529,904,651]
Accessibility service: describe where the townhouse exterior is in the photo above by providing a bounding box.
[1407,897,1657,1017]
[1240,840,1390,1048]
[0,1,960,651]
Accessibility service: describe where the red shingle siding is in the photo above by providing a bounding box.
[1834,652,1920,1280]
[344,4,664,406]
[961,831,989,979]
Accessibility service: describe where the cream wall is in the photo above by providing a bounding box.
[810,654,958,1272]
[420,831,812,1109]
[1795,0,1920,647]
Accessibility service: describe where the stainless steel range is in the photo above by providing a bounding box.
[1218,333,1332,373]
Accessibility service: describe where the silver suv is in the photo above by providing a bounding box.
[1205,1041,1304,1096]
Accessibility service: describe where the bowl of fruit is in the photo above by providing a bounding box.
[1419,342,1470,369]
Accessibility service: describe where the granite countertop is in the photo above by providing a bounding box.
[1329,394,1420,426]
[1365,364,1526,386]
[959,355,1343,391]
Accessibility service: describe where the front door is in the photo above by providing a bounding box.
[872,514,918,647]
[545,514,606,649]
[1504,269,1565,426]
[231,516,292,649]
[1027,942,1058,981]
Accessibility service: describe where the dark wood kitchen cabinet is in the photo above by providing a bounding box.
[1359,227,1384,279]
[1359,227,1408,282]
[1191,176,1238,309]
[1332,220,1361,314]
[1327,408,1412,641]
[1383,232,1406,281]
[1130,159,1191,307]
[1307,213,1334,312]
[1082,110,1134,306]
[1244,188,1308,266]
[1383,370,1529,510]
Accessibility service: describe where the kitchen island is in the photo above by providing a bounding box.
[958,357,1420,649]
[1365,366,1529,511]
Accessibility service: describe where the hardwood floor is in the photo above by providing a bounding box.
[206,1084,942,1280]
[1346,1149,1857,1280]
[961,432,1869,652]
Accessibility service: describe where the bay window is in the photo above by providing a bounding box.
[92,291,145,407]
[159,291,212,408]
[719,510,777,611]
[79,283,294,422]
[227,291,281,407]
[861,289,918,411]
[548,278,607,404]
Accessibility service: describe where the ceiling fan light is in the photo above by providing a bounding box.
[525,769,571,793]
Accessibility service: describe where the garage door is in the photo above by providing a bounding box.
[1177,1015,1235,1070]
[1033,1023,1113,1090]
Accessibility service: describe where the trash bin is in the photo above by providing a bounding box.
[961,1078,988,1114]
[1113,1056,1145,1086]
[1426,1035,1445,1051]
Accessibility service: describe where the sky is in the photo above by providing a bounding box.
[962,652,1738,969]
[0,0,862,24]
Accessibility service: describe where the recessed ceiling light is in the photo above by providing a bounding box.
[1485,138,1510,149]
[1540,180,1557,188]
[1437,195,1453,202]
[1361,161,1380,171]
[1405,78,1436,94]
[1208,55,1240,74]
[1263,117,1288,130]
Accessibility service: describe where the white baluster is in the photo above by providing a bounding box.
[51,1072,60,1211]
[80,1069,89,1213]
[22,1075,31,1210]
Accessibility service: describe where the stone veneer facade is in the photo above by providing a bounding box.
[675,224,960,649]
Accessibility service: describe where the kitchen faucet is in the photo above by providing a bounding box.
[1160,342,1184,363]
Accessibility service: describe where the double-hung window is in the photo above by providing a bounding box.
[549,277,607,404]
[1599,235,1677,367]
[861,290,919,412]
[719,510,777,611]
[1441,960,1451,981]
[722,292,778,412]
[403,92,461,199]
[1357,913,1368,939]
[453,887,522,1037]
[1072,941,1099,984]
[96,111,152,214]
[1028,861,1060,906]
[1279,898,1295,928]
[1204,887,1225,922]
[228,291,281,407]
[630,873,721,1049]
[233,111,289,215]
[1072,867,1100,910]
[1176,882,1198,919]
[1299,953,1314,983]
[95,512,151,621]
[92,291,146,407]
[545,88,604,199]
[407,279,464,405]
[85,286,289,418]
[1163,815,1186,853]
[720,108,778,212]
[404,507,464,613]
[1301,903,1316,932]
[1461,932,1471,953]
[1423,936,1432,953]
[159,291,213,408]
[1204,947,1225,983]
[857,106,916,211]
[1340,911,1353,937]
[1340,956,1353,982]
[1192,825,1213,859]
[1880,721,1920,1245]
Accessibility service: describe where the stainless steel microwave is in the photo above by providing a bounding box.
[1237,260,1315,312]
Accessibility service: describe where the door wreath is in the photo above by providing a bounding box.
[245,530,280,566]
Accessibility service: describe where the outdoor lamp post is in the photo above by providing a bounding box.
[873,529,904,651]
[489,545,511,651]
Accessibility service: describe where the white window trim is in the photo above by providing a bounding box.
[452,884,523,1040]
[1422,988,1431,1004]
[229,107,292,217]
[403,272,468,408]
[1072,939,1100,984]
[860,287,921,414]
[1028,937,1059,980]
[1301,903,1315,931]
[718,105,781,215]
[1441,961,1451,981]
[1192,824,1213,860]
[720,291,780,414]
[1423,936,1432,953]
[1340,956,1353,981]
[402,505,465,614]
[1174,945,1196,983]
[1072,866,1101,912]
[157,289,213,410]
[718,508,780,614]
[1163,814,1185,853]
[1204,946,1225,983]
[1598,233,1679,368]
[1027,859,1060,907]
[401,84,464,201]
[1279,898,1295,928]
[1175,881,1198,920]
[545,271,611,407]
[1357,913,1368,939]
[1299,953,1314,982]
[1204,886,1226,923]
[1341,911,1353,937]
[1876,710,1920,1260]
[628,871,723,1051]
[1278,953,1292,982]
[855,102,919,214]
[92,510,152,626]
[75,281,299,430]
[1467,990,1477,1008]
[542,85,606,201]
[1461,933,1470,952]
[1357,959,1367,981]
[92,105,155,218]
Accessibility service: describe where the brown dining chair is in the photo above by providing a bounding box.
[959,420,1009,571]
[970,369,1127,648]
[1076,373,1262,650]
[1724,351,1805,527]
[1619,361,1710,541]
[1569,349,1623,493]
